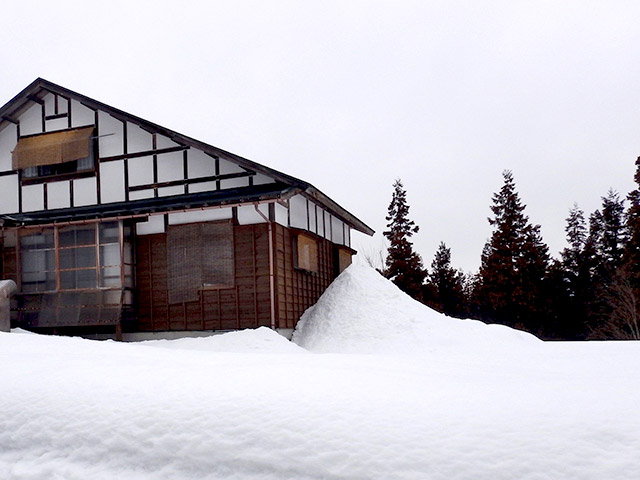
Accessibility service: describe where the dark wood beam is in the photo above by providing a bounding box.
[45,113,68,121]
[100,145,189,163]
[128,171,254,192]
[27,95,44,105]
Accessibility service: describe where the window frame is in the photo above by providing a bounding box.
[18,221,133,293]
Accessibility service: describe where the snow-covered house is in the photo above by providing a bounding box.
[0,78,373,339]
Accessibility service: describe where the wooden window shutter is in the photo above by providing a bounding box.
[337,247,352,274]
[295,233,318,273]
[12,126,94,170]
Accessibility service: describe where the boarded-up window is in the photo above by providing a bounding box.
[12,126,94,170]
[336,247,352,274]
[167,221,234,303]
[294,233,318,273]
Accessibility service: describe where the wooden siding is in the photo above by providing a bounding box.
[135,223,271,331]
[273,224,335,329]
[1,246,18,285]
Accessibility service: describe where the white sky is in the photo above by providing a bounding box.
[2,1,639,273]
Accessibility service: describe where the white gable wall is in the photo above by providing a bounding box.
[0,90,375,243]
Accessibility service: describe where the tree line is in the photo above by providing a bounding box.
[380,158,640,340]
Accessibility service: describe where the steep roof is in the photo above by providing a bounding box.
[0,78,374,235]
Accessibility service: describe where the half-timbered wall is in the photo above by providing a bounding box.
[0,90,275,215]
[0,90,354,249]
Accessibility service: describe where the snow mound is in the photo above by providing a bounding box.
[292,264,540,354]
[140,326,306,354]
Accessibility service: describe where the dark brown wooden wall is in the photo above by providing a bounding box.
[1,246,18,285]
[273,224,335,329]
[135,223,272,332]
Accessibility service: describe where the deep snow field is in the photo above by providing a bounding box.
[2,265,640,479]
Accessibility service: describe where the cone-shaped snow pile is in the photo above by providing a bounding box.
[292,264,540,354]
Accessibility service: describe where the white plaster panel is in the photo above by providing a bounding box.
[189,181,217,193]
[275,203,288,227]
[70,100,95,128]
[19,103,43,136]
[308,202,317,234]
[253,173,274,185]
[0,174,19,213]
[219,158,244,174]
[345,226,351,247]
[237,204,268,225]
[73,177,98,206]
[128,155,154,186]
[332,216,345,245]
[316,206,325,238]
[47,180,70,209]
[100,160,125,203]
[156,134,179,149]
[187,149,215,179]
[45,117,69,132]
[157,151,183,182]
[324,211,331,240]
[98,111,124,157]
[220,177,248,189]
[43,93,55,117]
[0,124,17,172]
[158,185,184,197]
[289,194,308,229]
[129,189,155,201]
[168,208,233,225]
[57,96,69,114]
[22,184,44,212]
[136,215,165,235]
[126,122,153,153]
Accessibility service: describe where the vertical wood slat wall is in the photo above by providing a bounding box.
[135,223,271,331]
[273,224,335,329]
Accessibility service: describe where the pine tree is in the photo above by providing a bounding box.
[383,179,426,300]
[428,242,466,317]
[476,171,550,333]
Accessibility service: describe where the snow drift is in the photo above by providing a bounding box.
[141,326,306,354]
[292,264,540,354]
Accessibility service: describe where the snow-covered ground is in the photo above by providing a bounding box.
[2,265,640,479]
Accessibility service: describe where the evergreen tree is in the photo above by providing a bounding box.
[625,157,640,280]
[557,204,594,339]
[428,242,466,317]
[597,189,627,268]
[383,179,427,300]
[476,171,550,333]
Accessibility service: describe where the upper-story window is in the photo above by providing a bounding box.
[12,126,95,182]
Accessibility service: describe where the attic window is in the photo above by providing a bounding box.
[12,126,95,178]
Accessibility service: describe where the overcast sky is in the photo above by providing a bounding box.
[2,1,639,273]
